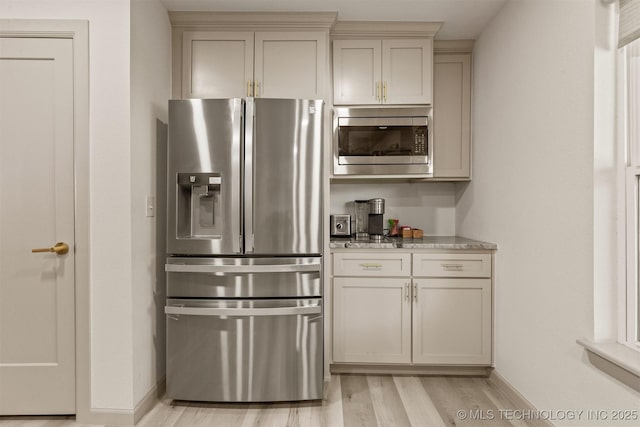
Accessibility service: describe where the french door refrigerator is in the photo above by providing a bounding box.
[165,98,324,402]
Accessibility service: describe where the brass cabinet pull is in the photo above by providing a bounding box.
[247,80,252,97]
[383,81,387,103]
[405,283,410,301]
[32,242,69,255]
[413,282,417,302]
[376,82,380,101]
[359,262,382,270]
[442,263,464,271]
[254,81,260,97]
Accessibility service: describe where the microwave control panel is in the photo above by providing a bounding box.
[414,129,426,155]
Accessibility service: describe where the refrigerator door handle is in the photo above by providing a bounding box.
[165,263,322,273]
[165,305,322,317]
[232,100,243,254]
[244,98,255,253]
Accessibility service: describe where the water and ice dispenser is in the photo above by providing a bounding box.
[176,173,222,239]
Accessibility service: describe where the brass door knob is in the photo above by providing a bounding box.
[32,242,69,255]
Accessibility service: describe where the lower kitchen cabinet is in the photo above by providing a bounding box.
[412,278,492,365]
[333,277,411,363]
[332,250,493,367]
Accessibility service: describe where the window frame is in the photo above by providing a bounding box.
[622,38,640,349]
[624,170,640,345]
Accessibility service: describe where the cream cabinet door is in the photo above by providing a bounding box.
[412,278,491,365]
[382,39,433,104]
[332,39,381,105]
[433,53,471,179]
[255,32,326,99]
[182,31,254,98]
[333,278,411,363]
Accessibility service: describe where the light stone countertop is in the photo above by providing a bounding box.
[329,235,497,250]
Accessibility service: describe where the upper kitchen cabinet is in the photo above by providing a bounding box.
[181,31,254,98]
[383,39,433,104]
[432,41,474,180]
[331,22,441,106]
[333,39,433,105]
[332,39,381,105]
[170,12,337,100]
[254,32,326,99]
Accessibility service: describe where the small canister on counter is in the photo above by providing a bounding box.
[388,218,399,236]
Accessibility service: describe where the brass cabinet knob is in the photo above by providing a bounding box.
[32,242,69,255]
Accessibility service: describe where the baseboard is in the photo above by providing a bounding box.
[331,363,492,376]
[133,377,166,424]
[488,371,554,427]
[84,378,165,426]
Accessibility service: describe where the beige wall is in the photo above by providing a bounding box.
[456,0,640,425]
[130,0,171,406]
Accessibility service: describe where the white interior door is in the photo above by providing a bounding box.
[0,37,76,415]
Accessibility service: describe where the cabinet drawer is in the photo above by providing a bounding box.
[333,253,411,277]
[412,253,491,278]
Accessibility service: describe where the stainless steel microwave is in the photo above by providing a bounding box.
[333,107,433,176]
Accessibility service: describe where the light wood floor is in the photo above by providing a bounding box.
[0,374,545,427]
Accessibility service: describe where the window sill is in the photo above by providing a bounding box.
[577,338,640,392]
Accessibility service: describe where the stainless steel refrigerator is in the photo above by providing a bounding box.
[164,98,324,402]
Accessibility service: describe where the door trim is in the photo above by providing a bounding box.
[0,19,90,422]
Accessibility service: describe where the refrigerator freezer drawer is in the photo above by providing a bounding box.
[165,298,323,402]
[166,257,322,298]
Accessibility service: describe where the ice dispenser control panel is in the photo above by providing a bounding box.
[176,173,223,239]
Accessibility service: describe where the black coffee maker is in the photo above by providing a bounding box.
[368,198,385,242]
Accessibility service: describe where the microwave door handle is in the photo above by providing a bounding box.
[339,117,413,127]
[165,305,322,317]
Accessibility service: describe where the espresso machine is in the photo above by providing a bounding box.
[368,198,385,242]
